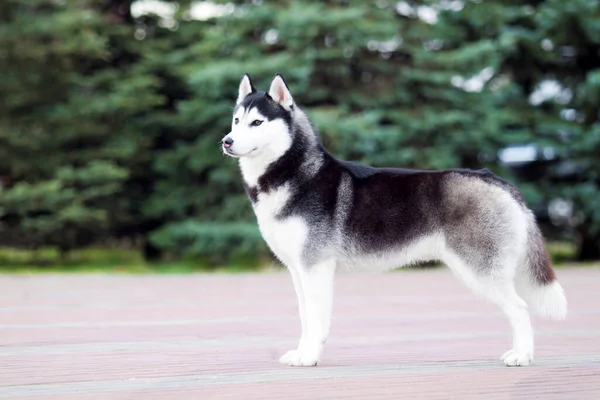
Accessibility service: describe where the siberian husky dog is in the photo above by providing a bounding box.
[222,73,567,368]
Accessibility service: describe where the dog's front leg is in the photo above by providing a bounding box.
[279,259,336,367]
[285,265,308,351]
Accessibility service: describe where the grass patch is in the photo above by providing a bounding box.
[0,247,144,267]
[547,241,577,265]
[0,240,589,274]
[0,263,266,274]
[0,247,268,274]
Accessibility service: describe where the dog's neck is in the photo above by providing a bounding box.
[239,110,325,192]
[239,139,325,189]
[239,151,286,189]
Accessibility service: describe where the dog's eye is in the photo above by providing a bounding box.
[234,118,239,125]
[251,120,263,127]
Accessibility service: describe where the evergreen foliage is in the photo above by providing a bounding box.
[433,0,600,259]
[0,0,597,262]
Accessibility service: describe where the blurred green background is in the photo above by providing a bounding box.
[0,0,599,271]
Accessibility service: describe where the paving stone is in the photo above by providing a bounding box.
[0,267,598,399]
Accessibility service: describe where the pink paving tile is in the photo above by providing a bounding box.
[1,267,599,399]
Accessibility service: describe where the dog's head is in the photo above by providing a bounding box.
[222,74,295,159]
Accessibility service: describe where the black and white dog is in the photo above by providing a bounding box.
[222,73,567,367]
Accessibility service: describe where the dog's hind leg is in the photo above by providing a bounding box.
[444,253,534,366]
[279,259,337,367]
[479,276,534,366]
[494,287,534,366]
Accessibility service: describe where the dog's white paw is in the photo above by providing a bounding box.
[501,349,533,367]
[279,349,319,367]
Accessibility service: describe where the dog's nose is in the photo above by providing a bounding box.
[222,137,234,148]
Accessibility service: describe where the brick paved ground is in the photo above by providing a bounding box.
[0,267,599,399]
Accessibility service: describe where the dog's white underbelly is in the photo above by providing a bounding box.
[341,233,446,272]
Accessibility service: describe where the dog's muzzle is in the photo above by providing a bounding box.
[222,136,234,149]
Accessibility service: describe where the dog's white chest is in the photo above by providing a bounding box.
[253,186,307,266]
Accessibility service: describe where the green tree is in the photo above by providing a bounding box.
[0,0,163,252]
[2,0,597,264]
[432,0,600,259]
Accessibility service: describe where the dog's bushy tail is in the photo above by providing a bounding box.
[516,214,567,320]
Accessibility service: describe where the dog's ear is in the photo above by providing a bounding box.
[268,74,294,110]
[237,73,255,104]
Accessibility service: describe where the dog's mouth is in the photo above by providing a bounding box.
[222,147,258,158]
